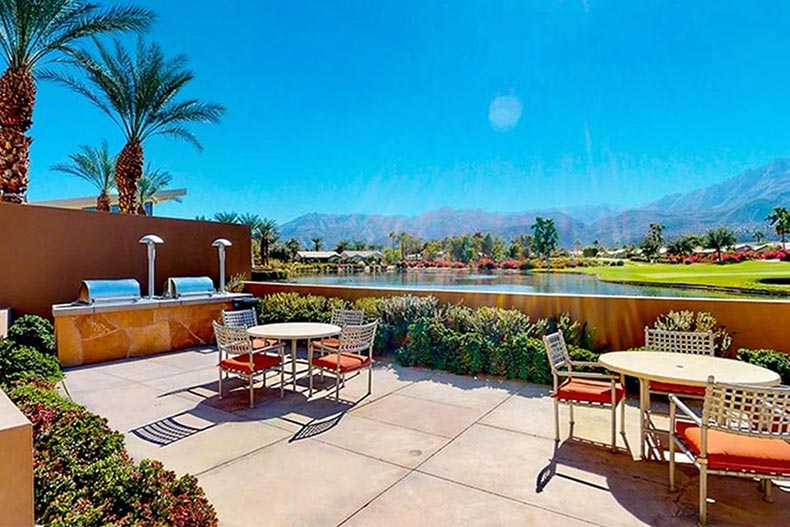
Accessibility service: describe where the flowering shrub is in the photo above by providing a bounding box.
[653,310,733,356]
[5,314,56,355]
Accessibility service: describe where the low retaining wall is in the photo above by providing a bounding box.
[0,389,34,527]
[244,282,790,352]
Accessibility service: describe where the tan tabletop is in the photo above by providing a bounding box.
[248,323,341,390]
[248,322,341,341]
[599,351,781,387]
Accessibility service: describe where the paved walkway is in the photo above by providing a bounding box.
[63,348,788,527]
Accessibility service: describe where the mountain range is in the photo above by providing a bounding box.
[279,159,790,248]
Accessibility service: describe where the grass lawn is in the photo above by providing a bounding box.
[558,260,790,294]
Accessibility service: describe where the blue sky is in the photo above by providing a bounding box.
[28,1,790,223]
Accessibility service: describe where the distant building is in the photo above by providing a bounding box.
[296,251,341,263]
[340,250,384,263]
[34,188,186,216]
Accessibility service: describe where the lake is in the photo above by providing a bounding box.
[288,270,762,299]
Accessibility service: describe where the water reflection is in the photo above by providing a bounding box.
[289,270,762,299]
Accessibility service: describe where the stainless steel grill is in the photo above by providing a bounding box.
[166,276,215,298]
[77,279,142,304]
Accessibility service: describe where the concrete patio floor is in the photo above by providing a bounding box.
[62,348,789,527]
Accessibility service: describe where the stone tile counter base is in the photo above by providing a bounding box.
[54,295,250,367]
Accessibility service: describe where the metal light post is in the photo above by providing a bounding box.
[139,234,164,299]
[212,238,232,294]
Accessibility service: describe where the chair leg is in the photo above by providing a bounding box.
[367,367,372,395]
[610,402,617,453]
[249,374,254,408]
[218,368,223,400]
[763,479,773,503]
[699,465,708,526]
[309,364,314,397]
[669,436,676,492]
[280,360,284,398]
[553,399,560,443]
[335,372,341,401]
[569,403,575,438]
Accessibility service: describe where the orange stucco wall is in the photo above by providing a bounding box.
[244,282,790,352]
[0,203,251,319]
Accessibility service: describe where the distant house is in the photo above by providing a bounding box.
[295,251,341,263]
[340,250,384,263]
[34,188,186,216]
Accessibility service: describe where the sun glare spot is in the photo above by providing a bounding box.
[488,94,522,131]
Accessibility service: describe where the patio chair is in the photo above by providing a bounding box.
[310,308,366,355]
[213,320,285,408]
[669,377,790,525]
[222,308,278,350]
[645,328,715,398]
[543,332,625,452]
[309,321,377,400]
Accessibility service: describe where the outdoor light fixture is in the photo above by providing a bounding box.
[212,238,232,294]
[139,234,164,299]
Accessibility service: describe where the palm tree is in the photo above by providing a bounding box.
[0,1,154,203]
[310,236,323,251]
[704,227,736,262]
[767,206,790,249]
[388,231,397,250]
[43,38,224,213]
[335,240,350,253]
[51,140,116,210]
[137,164,175,215]
[258,219,279,266]
[213,211,239,223]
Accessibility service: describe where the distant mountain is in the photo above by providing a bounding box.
[279,159,790,248]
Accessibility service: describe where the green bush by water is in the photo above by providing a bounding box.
[736,349,790,384]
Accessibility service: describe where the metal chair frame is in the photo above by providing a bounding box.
[312,308,366,356]
[543,332,625,452]
[213,320,285,408]
[221,308,258,328]
[310,321,377,400]
[669,377,790,525]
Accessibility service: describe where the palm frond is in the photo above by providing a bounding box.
[137,162,174,205]
[48,36,224,147]
[51,139,116,192]
[0,1,155,70]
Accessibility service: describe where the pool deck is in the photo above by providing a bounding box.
[62,348,789,527]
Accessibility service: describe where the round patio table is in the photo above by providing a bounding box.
[599,351,781,460]
[248,322,341,391]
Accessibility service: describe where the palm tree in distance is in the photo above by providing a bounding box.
[51,141,116,211]
[0,1,154,204]
[213,211,239,223]
[137,164,175,215]
[767,206,790,249]
[335,240,350,253]
[258,219,279,266]
[311,236,323,251]
[43,38,224,213]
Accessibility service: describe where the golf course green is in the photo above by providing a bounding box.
[559,260,790,295]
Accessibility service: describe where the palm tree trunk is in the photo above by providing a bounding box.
[96,189,112,211]
[115,140,143,214]
[0,68,35,203]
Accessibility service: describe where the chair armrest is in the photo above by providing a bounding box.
[569,361,601,369]
[668,394,702,426]
[556,371,619,381]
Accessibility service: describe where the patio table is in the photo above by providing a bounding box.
[248,322,341,391]
[598,351,781,460]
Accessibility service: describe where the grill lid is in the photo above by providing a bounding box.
[78,279,141,304]
[166,276,215,298]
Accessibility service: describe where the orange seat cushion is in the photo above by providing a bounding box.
[649,381,705,396]
[220,353,280,374]
[676,421,790,474]
[310,338,340,350]
[312,352,371,373]
[554,379,624,405]
[253,338,279,350]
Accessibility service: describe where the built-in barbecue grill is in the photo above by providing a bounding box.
[166,276,215,298]
[77,279,142,304]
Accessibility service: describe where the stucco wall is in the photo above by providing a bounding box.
[0,203,251,318]
[0,389,33,527]
[244,282,790,352]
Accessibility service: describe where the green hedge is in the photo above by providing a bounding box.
[0,315,218,526]
[256,292,598,384]
[736,349,790,384]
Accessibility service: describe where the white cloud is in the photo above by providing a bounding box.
[488,95,523,132]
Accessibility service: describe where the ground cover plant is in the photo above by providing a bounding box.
[0,316,217,527]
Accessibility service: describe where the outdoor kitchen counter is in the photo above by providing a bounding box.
[53,293,254,367]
